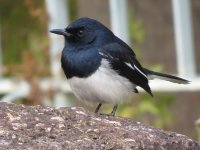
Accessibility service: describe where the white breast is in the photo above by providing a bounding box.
[68,59,134,104]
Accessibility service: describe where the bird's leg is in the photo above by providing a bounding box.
[110,104,118,116]
[95,103,102,113]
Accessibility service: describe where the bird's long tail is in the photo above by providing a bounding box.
[143,68,190,84]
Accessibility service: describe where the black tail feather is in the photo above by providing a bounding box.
[143,68,190,84]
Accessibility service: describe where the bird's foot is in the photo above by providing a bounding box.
[96,112,115,116]
[94,103,118,116]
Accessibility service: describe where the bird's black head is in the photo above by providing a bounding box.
[50,17,113,46]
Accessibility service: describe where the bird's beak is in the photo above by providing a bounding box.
[50,29,71,36]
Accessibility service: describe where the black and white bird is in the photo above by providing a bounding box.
[50,17,189,116]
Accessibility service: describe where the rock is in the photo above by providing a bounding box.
[0,102,199,149]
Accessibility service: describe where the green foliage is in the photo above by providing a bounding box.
[117,93,174,129]
[0,0,47,65]
[0,0,49,77]
[196,121,200,141]
[68,0,78,21]
[129,18,145,45]
[0,0,50,105]
[129,11,145,58]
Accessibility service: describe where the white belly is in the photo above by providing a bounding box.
[68,60,134,104]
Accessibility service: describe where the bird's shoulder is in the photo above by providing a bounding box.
[99,41,135,57]
[98,42,139,70]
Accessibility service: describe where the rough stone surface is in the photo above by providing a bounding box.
[0,102,199,150]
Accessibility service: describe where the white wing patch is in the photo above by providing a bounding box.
[125,62,147,79]
[100,50,148,80]
[125,62,135,70]
[99,51,105,57]
[134,65,148,78]
[99,51,118,60]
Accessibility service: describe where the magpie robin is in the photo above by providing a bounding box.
[50,17,189,116]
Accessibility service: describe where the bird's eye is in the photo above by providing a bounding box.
[77,29,84,37]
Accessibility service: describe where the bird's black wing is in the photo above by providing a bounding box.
[99,43,153,96]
